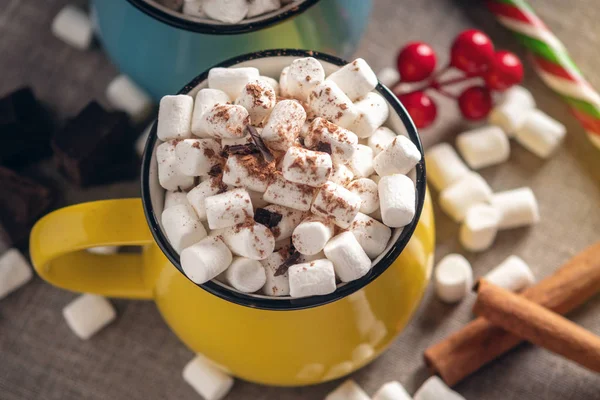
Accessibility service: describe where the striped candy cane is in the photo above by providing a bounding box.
[487,0,600,149]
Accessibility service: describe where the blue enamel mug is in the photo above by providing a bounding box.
[91,0,373,100]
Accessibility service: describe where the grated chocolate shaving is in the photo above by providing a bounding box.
[274,247,301,277]
[315,141,332,154]
[254,208,283,229]
[208,164,222,177]
[247,125,274,162]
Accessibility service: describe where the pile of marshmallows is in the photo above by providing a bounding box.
[158,0,298,23]
[156,57,421,299]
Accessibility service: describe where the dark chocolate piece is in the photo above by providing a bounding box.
[274,245,301,277]
[208,164,223,177]
[315,141,332,155]
[222,143,259,157]
[246,125,274,162]
[254,208,283,229]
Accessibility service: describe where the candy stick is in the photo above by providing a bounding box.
[487,0,600,149]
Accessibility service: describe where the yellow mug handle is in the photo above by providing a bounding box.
[30,199,155,299]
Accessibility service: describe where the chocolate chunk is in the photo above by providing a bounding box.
[208,164,223,177]
[222,143,259,157]
[0,87,52,168]
[274,247,301,277]
[0,166,53,246]
[246,125,274,162]
[315,141,332,154]
[52,101,137,186]
[255,208,283,229]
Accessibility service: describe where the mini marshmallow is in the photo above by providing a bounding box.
[258,76,280,95]
[223,154,273,192]
[308,80,359,129]
[424,143,469,192]
[372,381,412,400]
[459,204,500,252]
[222,222,275,260]
[208,67,260,99]
[515,109,566,158]
[492,187,540,230]
[181,236,233,284]
[325,379,370,400]
[165,191,189,210]
[187,178,227,220]
[263,204,305,240]
[157,95,194,141]
[182,0,206,17]
[281,146,332,187]
[377,67,400,88]
[175,139,222,176]
[434,254,473,303]
[488,102,530,137]
[224,257,267,293]
[414,376,465,400]
[261,100,306,151]
[135,124,152,157]
[0,249,33,300]
[191,89,231,137]
[183,355,234,400]
[500,85,536,109]
[304,118,358,163]
[157,141,194,191]
[347,178,379,214]
[203,0,248,23]
[286,57,325,101]
[439,172,493,222]
[106,75,153,123]
[373,136,421,176]
[378,174,416,228]
[368,126,397,156]
[51,6,93,50]
[260,247,291,296]
[312,181,362,229]
[484,255,535,292]
[329,163,354,186]
[348,144,375,178]
[263,172,316,211]
[162,204,208,253]
[87,246,119,255]
[279,67,291,97]
[205,188,253,229]
[289,259,336,298]
[324,231,371,282]
[352,92,390,138]
[235,79,277,125]
[292,216,334,255]
[62,294,116,340]
[456,126,510,169]
[349,213,392,259]
[198,104,250,139]
[327,58,378,102]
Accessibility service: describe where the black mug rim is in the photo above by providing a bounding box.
[125,0,320,34]
[141,49,427,311]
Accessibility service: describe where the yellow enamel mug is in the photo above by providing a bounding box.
[30,50,435,386]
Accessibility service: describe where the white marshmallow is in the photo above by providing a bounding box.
[224,257,266,293]
[162,204,208,253]
[347,178,379,214]
[222,154,273,192]
[222,222,275,260]
[0,249,33,300]
[51,6,93,50]
[106,75,153,123]
[351,92,390,138]
[324,231,371,282]
[434,254,473,303]
[368,126,397,156]
[187,178,227,220]
[424,143,469,192]
[175,139,222,176]
[263,205,305,240]
[492,187,540,230]
[221,135,252,147]
[372,381,412,400]
[208,67,260,99]
[248,189,268,209]
[500,85,536,109]
[191,89,231,137]
[183,355,234,400]
[460,204,500,252]
[292,216,334,255]
[205,188,253,229]
[165,191,189,210]
[203,0,248,23]
[377,67,400,88]
[157,95,194,141]
[329,162,354,186]
[87,246,119,255]
[157,141,194,191]
[260,247,291,296]
[181,236,233,284]
[456,126,510,169]
[198,104,250,139]
[312,181,362,229]
[515,109,566,158]
[182,1,206,17]
[286,57,325,101]
[348,144,375,178]
[327,58,378,102]
[484,255,535,292]
[235,79,277,125]
[308,80,359,129]
[135,124,152,157]
[325,379,370,400]
[279,67,291,97]
[281,146,332,187]
[414,376,465,400]
[305,118,358,163]
[488,102,529,137]
[62,294,116,340]
[288,259,336,298]
[373,136,421,176]
[258,76,280,95]
[263,173,316,211]
[349,213,392,259]
[261,100,306,151]
[439,172,493,222]
[378,174,416,228]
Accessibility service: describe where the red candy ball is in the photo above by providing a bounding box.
[458,86,492,120]
[396,42,437,82]
[484,50,524,91]
[397,91,437,129]
[450,29,495,74]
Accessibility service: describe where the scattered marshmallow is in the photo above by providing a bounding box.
[205,188,254,229]
[308,80,359,129]
[500,85,536,109]
[456,126,510,169]
[187,178,227,220]
[515,109,566,158]
[325,379,370,400]
[106,74,153,124]
[261,99,306,151]
[182,0,206,17]
[434,254,473,303]
[0,249,33,300]
[208,67,260,99]
[292,216,334,255]
[288,259,336,298]
[286,57,325,101]
[165,191,189,210]
[181,236,233,284]
[87,246,119,255]
[203,0,249,23]
[377,67,400,88]
[157,140,195,191]
[282,146,332,187]
[224,256,267,293]
[235,79,277,125]
[378,174,416,228]
[327,58,378,102]
[247,0,281,17]
[484,255,535,292]
[439,172,492,222]
[162,204,208,253]
[349,213,392,259]
[329,162,354,186]
[51,5,93,50]
[222,222,275,260]
[260,247,291,296]
[348,144,375,178]
[263,204,305,240]
[311,181,362,229]
[424,143,469,192]
[368,126,397,156]
[491,187,540,230]
[157,95,194,141]
[191,89,231,137]
[279,66,291,97]
[347,178,379,214]
[414,376,465,400]
[62,294,116,340]
[372,381,412,400]
[324,231,371,282]
[459,204,500,252]
[223,154,272,192]
[263,172,315,211]
[198,104,250,139]
[352,92,389,138]
[176,138,222,176]
[488,102,529,137]
[304,118,358,163]
[183,354,234,400]
[373,136,421,176]
[258,76,280,95]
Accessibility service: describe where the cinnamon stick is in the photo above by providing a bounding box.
[473,279,600,373]
[423,242,600,386]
